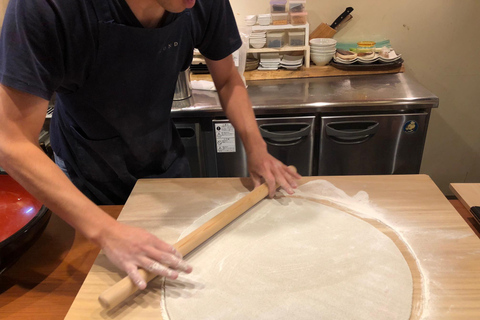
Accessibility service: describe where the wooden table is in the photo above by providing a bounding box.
[450,183,480,208]
[1,176,479,319]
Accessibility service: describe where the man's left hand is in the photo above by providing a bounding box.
[247,148,302,198]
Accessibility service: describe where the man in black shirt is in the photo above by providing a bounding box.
[0,0,300,288]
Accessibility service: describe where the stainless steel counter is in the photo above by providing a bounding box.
[171,73,439,178]
[171,73,439,117]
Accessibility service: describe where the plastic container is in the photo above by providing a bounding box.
[270,0,287,13]
[271,13,288,25]
[289,0,306,13]
[267,31,285,48]
[288,31,305,46]
[290,12,308,25]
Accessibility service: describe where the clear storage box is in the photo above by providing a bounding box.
[270,0,287,13]
[267,31,285,48]
[290,12,308,25]
[289,0,306,13]
[271,13,288,25]
[288,31,305,46]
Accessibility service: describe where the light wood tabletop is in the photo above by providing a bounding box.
[65,175,480,320]
[450,183,480,209]
[1,176,479,319]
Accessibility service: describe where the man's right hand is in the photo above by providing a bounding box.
[100,222,192,289]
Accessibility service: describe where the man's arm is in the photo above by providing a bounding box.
[0,85,191,288]
[205,56,301,197]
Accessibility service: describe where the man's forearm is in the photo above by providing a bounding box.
[214,70,266,154]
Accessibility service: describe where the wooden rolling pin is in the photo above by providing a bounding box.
[98,166,297,310]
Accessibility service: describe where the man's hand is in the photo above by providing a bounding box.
[100,222,192,290]
[205,55,302,197]
[247,147,302,198]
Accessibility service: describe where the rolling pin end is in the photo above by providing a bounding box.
[98,296,111,310]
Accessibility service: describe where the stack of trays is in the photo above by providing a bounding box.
[250,31,267,49]
[280,54,303,70]
[258,53,280,70]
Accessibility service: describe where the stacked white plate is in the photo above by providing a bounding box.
[378,50,402,62]
[310,38,337,66]
[250,31,266,49]
[333,49,402,65]
[257,14,271,26]
[280,54,303,70]
[258,53,280,70]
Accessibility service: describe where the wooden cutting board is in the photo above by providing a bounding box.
[65,175,480,319]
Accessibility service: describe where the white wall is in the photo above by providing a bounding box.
[231,0,480,195]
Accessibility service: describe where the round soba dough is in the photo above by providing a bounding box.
[164,197,412,320]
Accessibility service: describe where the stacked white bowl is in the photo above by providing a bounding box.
[250,31,267,49]
[245,15,257,26]
[310,38,337,66]
[257,14,271,26]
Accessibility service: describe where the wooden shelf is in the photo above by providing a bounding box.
[251,23,309,31]
[191,64,405,81]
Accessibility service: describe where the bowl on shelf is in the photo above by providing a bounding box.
[250,42,266,49]
[311,52,334,66]
[245,15,257,26]
[257,14,271,26]
[310,47,336,54]
[250,38,266,48]
[309,38,337,47]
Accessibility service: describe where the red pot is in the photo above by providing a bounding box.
[0,174,51,274]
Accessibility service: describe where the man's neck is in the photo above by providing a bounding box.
[124,0,166,28]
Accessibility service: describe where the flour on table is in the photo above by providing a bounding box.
[162,182,413,320]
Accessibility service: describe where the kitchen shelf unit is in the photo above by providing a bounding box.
[249,23,311,68]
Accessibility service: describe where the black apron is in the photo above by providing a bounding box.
[50,0,193,205]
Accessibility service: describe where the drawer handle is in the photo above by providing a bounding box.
[259,123,311,146]
[176,127,196,139]
[325,121,379,144]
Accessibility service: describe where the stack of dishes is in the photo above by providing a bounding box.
[280,54,303,70]
[250,31,266,49]
[378,50,402,62]
[245,15,257,26]
[333,49,402,65]
[257,14,271,26]
[245,57,259,71]
[258,53,280,70]
[310,38,337,66]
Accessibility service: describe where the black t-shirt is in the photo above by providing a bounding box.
[0,0,242,100]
